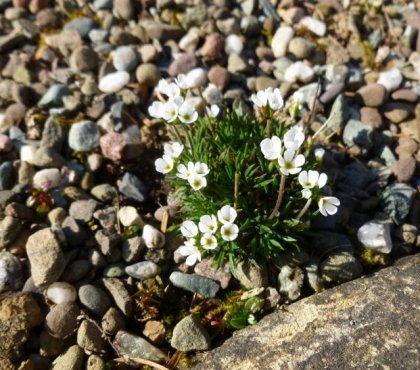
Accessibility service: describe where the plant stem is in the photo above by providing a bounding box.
[268,173,286,220]
[171,125,183,144]
[296,198,312,220]
[234,172,240,209]
[265,118,272,137]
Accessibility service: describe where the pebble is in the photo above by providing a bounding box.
[284,61,314,83]
[0,251,23,292]
[320,252,363,284]
[356,83,387,107]
[25,228,65,287]
[113,0,134,20]
[360,107,383,128]
[102,307,126,335]
[103,263,125,277]
[0,215,21,250]
[139,44,158,63]
[79,284,112,316]
[118,206,143,228]
[391,89,418,102]
[143,320,166,344]
[122,236,144,263]
[236,261,268,290]
[288,37,314,59]
[99,71,130,93]
[77,320,107,354]
[225,34,243,55]
[263,287,281,310]
[0,161,13,190]
[100,132,127,162]
[113,46,138,71]
[299,16,326,36]
[390,156,416,182]
[125,261,161,280]
[377,68,403,92]
[102,277,133,316]
[46,282,77,304]
[38,84,70,108]
[169,271,220,298]
[208,65,230,90]
[51,345,84,370]
[342,119,373,150]
[91,184,118,202]
[383,102,413,123]
[45,302,80,339]
[271,26,294,58]
[113,330,167,363]
[142,224,165,249]
[194,257,231,289]
[118,172,147,202]
[68,120,100,152]
[278,265,304,301]
[168,53,198,76]
[186,67,208,88]
[0,134,13,153]
[69,199,98,224]
[395,137,419,157]
[395,224,418,245]
[69,46,98,73]
[381,183,416,224]
[135,63,161,87]
[87,354,106,370]
[95,229,121,255]
[171,315,211,351]
[228,53,249,74]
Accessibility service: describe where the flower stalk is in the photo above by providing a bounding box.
[268,173,286,220]
[296,198,312,220]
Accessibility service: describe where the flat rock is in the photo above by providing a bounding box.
[193,255,420,370]
[102,277,133,316]
[169,271,220,298]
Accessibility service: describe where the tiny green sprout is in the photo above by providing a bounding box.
[148,76,342,274]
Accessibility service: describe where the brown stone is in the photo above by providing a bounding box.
[356,83,387,107]
[360,106,383,128]
[208,65,230,90]
[391,89,418,103]
[143,320,166,344]
[383,102,414,123]
[390,156,416,182]
[100,132,127,162]
[200,33,225,60]
[193,255,420,370]
[395,136,419,157]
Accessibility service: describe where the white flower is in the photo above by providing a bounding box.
[188,174,207,190]
[175,74,189,89]
[157,79,180,99]
[164,142,184,158]
[155,155,174,174]
[314,148,325,160]
[298,170,327,199]
[251,89,269,107]
[180,220,198,238]
[260,136,282,160]
[200,232,218,250]
[220,223,239,241]
[284,126,305,151]
[148,101,164,119]
[193,162,209,176]
[278,149,305,175]
[178,100,198,124]
[161,100,179,123]
[199,215,218,234]
[318,196,340,217]
[179,240,201,266]
[267,88,284,110]
[176,162,195,180]
[217,205,237,225]
[206,104,220,118]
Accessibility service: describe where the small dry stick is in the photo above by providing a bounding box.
[114,356,170,370]
[268,173,286,220]
[160,210,169,233]
[234,172,240,209]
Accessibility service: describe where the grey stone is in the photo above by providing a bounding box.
[236,261,268,290]
[40,117,64,152]
[171,315,211,351]
[342,119,374,150]
[102,307,126,335]
[0,161,14,190]
[125,261,161,280]
[79,284,112,316]
[77,320,107,353]
[45,302,80,339]
[64,17,96,38]
[113,0,135,20]
[381,183,415,224]
[193,255,420,370]
[0,251,23,292]
[91,184,118,202]
[118,172,147,202]
[102,277,133,316]
[26,228,65,287]
[320,252,363,285]
[61,259,91,282]
[278,265,304,301]
[86,354,105,370]
[113,330,167,363]
[121,236,144,263]
[68,120,100,152]
[319,95,348,138]
[69,199,98,223]
[38,84,70,108]
[169,271,220,298]
[113,46,138,71]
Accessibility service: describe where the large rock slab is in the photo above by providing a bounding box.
[193,255,420,369]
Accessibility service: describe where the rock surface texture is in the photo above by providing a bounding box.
[193,255,420,370]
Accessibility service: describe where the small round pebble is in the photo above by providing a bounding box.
[46,282,77,304]
[99,71,130,93]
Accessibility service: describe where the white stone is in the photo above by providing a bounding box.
[99,71,130,93]
[118,206,143,227]
[357,220,393,254]
[112,46,138,72]
[186,68,208,89]
[225,34,243,55]
[47,282,77,304]
[377,68,403,92]
[20,145,37,165]
[125,261,161,280]
[33,168,61,190]
[299,16,326,37]
[179,28,200,52]
[284,62,314,83]
[142,224,165,249]
[271,26,294,58]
